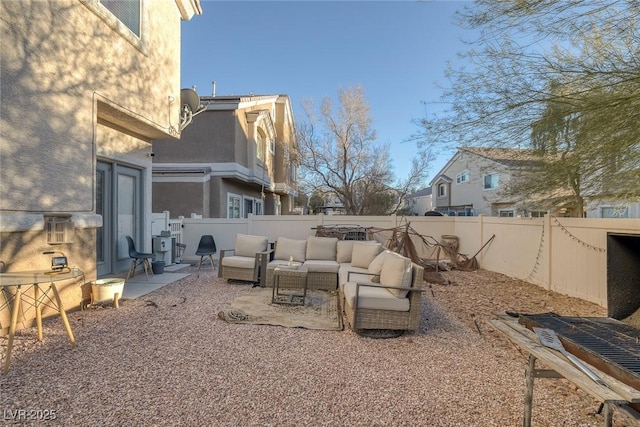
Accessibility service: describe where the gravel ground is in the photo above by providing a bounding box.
[1,266,631,427]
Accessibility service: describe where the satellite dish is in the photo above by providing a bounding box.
[180,88,201,112]
[178,88,206,132]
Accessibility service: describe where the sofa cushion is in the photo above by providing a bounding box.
[338,264,370,287]
[235,234,269,258]
[336,240,355,263]
[221,255,258,269]
[274,237,307,262]
[303,260,339,273]
[343,281,410,311]
[379,253,413,298]
[306,236,338,261]
[351,242,382,268]
[368,250,392,281]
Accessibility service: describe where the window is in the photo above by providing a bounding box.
[483,173,499,190]
[456,171,469,184]
[100,0,141,36]
[256,130,265,162]
[255,199,263,215]
[227,193,241,218]
[601,206,629,218]
[438,183,446,197]
[290,164,297,182]
[530,211,547,218]
[499,210,514,217]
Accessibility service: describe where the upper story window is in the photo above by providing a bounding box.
[456,171,470,184]
[290,163,297,182]
[438,183,447,197]
[100,0,141,37]
[256,129,265,162]
[483,173,499,190]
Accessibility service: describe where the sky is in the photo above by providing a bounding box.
[180,0,478,186]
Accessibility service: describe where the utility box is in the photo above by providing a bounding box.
[152,236,172,265]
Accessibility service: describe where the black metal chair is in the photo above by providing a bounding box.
[195,235,217,271]
[125,236,155,280]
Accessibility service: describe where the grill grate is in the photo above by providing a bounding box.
[519,313,640,390]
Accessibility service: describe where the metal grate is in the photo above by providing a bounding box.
[519,313,640,390]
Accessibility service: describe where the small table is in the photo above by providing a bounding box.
[0,268,83,373]
[272,265,308,306]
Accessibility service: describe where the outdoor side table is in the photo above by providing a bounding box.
[272,265,308,306]
[0,268,83,373]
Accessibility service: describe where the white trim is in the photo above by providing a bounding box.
[152,162,271,186]
[0,213,45,232]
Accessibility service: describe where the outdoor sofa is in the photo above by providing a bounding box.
[263,236,426,333]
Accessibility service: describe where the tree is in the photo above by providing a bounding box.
[415,0,640,215]
[298,85,430,215]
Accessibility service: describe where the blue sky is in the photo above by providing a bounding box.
[181,0,477,186]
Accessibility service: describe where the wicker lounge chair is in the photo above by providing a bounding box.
[342,261,425,334]
[218,234,271,285]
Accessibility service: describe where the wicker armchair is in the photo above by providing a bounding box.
[218,234,271,285]
[343,262,425,334]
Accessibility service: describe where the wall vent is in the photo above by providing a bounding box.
[45,217,75,244]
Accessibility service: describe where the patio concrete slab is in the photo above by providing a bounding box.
[122,263,191,300]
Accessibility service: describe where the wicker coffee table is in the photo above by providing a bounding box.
[272,265,308,306]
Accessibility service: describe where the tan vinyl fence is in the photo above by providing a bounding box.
[176,214,640,308]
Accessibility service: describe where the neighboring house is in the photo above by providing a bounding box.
[0,1,202,320]
[585,200,640,218]
[430,147,572,217]
[151,94,299,218]
[406,187,433,216]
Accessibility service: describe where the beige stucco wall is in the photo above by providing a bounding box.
[1,0,182,213]
[444,152,513,215]
[0,0,191,331]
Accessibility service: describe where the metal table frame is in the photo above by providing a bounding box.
[0,269,83,373]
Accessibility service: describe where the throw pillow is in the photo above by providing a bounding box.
[380,253,412,298]
[351,242,382,268]
[368,250,391,282]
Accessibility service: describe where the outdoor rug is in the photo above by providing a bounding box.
[219,288,343,331]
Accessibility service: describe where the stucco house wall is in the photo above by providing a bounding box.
[0,0,201,333]
[152,94,299,218]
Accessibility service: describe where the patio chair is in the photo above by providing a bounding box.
[218,234,271,285]
[342,261,425,336]
[195,235,217,271]
[125,236,155,280]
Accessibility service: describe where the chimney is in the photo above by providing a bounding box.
[212,81,216,97]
